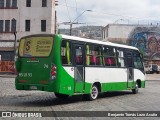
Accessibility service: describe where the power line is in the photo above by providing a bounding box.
[74,0,78,22]
[64,0,71,22]
[57,3,160,20]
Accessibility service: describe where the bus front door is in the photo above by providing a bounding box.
[126,52,134,88]
[127,68,134,88]
[73,44,85,93]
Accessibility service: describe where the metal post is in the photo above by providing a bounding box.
[70,24,72,35]
[69,10,92,36]
[14,32,17,57]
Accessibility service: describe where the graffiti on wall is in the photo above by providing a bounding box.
[0,61,15,73]
[128,27,160,60]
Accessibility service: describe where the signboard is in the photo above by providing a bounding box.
[19,37,53,57]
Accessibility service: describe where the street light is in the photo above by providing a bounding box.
[69,9,92,35]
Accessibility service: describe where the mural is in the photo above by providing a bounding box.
[128,27,160,60]
[0,61,15,74]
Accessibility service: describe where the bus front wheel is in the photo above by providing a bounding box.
[132,83,138,94]
[84,85,99,101]
[54,93,69,99]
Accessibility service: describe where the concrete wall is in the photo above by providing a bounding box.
[0,9,18,38]
[0,0,56,63]
[0,0,56,41]
[17,0,56,39]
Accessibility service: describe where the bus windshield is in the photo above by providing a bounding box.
[19,36,53,57]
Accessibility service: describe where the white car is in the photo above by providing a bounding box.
[145,64,159,74]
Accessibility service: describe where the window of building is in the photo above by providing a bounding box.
[6,0,11,8]
[11,19,16,32]
[0,51,14,61]
[117,49,125,67]
[61,40,72,65]
[0,20,3,32]
[86,44,103,66]
[0,0,4,8]
[5,20,10,32]
[41,20,46,32]
[25,20,30,31]
[103,47,117,66]
[12,0,17,7]
[42,0,47,7]
[26,0,31,7]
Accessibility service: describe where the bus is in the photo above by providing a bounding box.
[15,34,145,100]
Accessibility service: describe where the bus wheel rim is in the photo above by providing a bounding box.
[136,84,138,93]
[91,86,98,99]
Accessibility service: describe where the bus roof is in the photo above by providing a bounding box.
[19,34,138,51]
[61,34,139,51]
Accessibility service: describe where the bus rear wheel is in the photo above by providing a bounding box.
[132,83,138,94]
[54,93,69,99]
[84,85,99,101]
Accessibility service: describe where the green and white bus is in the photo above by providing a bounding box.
[15,34,145,100]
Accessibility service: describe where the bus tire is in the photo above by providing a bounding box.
[54,93,69,99]
[132,83,138,94]
[85,85,99,101]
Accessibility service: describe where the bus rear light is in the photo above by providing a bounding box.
[31,58,36,61]
[51,71,56,75]
[52,67,56,71]
[51,64,57,80]
[19,80,27,83]
[51,76,56,79]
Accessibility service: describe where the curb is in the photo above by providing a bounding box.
[0,75,17,78]
[146,80,160,81]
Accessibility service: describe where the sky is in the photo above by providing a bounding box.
[56,0,160,28]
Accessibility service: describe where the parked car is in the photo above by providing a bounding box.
[145,64,160,74]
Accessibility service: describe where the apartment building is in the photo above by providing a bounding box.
[0,0,56,73]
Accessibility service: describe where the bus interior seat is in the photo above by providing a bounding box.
[76,55,82,65]
[90,56,96,65]
[62,56,68,64]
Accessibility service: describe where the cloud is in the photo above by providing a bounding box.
[57,0,160,28]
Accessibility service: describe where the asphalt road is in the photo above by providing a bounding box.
[0,74,160,119]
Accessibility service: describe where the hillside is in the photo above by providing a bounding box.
[58,26,103,40]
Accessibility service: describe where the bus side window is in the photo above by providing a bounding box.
[75,46,83,65]
[86,44,96,65]
[61,40,71,65]
[117,49,125,67]
[90,50,96,65]
[103,47,117,66]
[95,46,103,65]
[133,52,144,70]
[86,45,90,65]
[126,52,133,67]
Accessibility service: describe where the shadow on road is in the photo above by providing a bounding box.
[0,91,133,107]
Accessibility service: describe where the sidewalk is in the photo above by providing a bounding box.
[146,74,160,81]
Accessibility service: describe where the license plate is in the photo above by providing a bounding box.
[30,86,37,90]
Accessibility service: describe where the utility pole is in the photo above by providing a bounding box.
[60,10,92,35]
[55,1,58,34]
